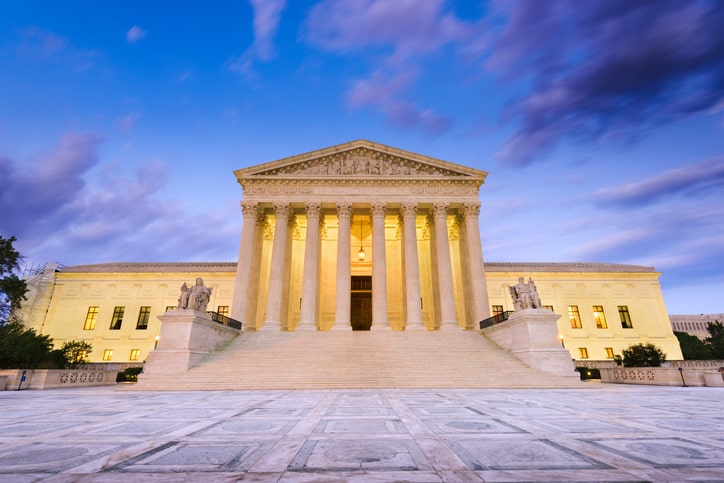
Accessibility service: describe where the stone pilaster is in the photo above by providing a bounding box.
[462,202,490,325]
[370,202,389,329]
[299,202,322,330]
[264,202,290,329]
[231,201,259,323]
[401,202,423,329]
[432,203,458,329]
[334,202,353,329]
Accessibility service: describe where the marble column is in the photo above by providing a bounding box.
[263,202,290,329]
[299,202,322,330]
[245,211,267,330]
[401,202,423,329]
[432,203,458,329]
[370,202,389,329]
[231,201,259,323]
[462,202,491,326]
[334,202,352,329]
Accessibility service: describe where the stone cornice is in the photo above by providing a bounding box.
[234,140,488,186]
[60,261,658,274]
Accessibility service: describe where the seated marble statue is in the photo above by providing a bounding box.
[187,277,213,312]
[177,282,190,309]
[509,277,542,311]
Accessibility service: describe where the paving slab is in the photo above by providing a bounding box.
[0,384,723,481]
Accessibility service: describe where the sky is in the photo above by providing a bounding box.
[1,0,723,315]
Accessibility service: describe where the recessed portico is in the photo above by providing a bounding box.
[230,140,491,331]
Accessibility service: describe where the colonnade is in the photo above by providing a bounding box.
[231,201,490,330]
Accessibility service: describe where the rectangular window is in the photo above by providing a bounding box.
[543,305,554,312]
[605,347,615,359]
[593,305,608,328]
[166,305,176,312]
[578,347,589,359]
[568,305,582,328]
[102,349,113,361]
[217,305,230,317]
[109,306,125,330]
[618,305,633,328]
[492,305,504,316]
[129,349,140,361]
[136,306,151,330]
[83,306,99,330]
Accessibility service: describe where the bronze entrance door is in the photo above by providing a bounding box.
[351,276,372,331]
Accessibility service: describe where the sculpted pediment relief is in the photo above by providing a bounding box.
[235,140,487,181]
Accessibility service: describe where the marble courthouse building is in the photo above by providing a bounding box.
[19,140,684,363]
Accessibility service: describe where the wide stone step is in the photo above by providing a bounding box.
[134,330,581,390]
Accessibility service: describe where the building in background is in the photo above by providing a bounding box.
[17,141,684,363]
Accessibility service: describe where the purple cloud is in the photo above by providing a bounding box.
[595,156,724,207]
[305,0,474,61]
[17,27,100,71]
[347,70,451,134]
[0,135,239,266]
[489,0,724,165]
[125,25,146,44]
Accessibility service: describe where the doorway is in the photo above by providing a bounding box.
[351,276,372,331]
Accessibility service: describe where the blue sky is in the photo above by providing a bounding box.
[1,0,723,315]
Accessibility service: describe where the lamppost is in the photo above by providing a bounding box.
[559,334,565,348]
[154,335,160,350]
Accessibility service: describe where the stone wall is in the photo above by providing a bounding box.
[599,366,724,387]
[0,368,118,390]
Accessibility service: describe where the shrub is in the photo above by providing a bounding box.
[622,343,666,367]
[116,366,143,382]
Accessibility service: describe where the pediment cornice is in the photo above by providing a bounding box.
[234,140,487,185]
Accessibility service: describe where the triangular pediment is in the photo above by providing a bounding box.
[234,140,487,181]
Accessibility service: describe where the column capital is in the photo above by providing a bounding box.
[370,202,387,218]
[240,201,260,216]
[305,202,322,220]
[336,202,353,218]
[273,202,291,218]
[431,202,449,219]
[400,202,417,218]
[462,202,481,217]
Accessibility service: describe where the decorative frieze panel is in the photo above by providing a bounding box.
[255,148,465,177]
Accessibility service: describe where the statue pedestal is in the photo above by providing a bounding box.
[142,309,240,375]
[482,309,578,380]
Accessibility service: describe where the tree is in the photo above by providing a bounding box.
[622,343,666,367]
[0,236,28,324]
[0,322,56,368]
[674,331,712,360]
[705,321,724,359]
[60,340,93,368]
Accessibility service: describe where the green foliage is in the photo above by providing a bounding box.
[622,343,666,367]
[60,340,93,368]
[674,331,712,360]
[705,321,724,359]
[116,366,143,382]
[0,322,56,369]
[0,236,28,323]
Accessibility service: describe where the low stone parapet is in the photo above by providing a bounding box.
[0,369,118,390]
[599,366,724,387]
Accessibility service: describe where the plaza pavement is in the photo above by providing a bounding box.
[1,384,723,482]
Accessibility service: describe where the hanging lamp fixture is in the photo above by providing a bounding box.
[357,220,365,261]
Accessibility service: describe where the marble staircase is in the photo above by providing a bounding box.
[135,329,582,390]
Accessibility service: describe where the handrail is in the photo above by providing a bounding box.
[479,310,514,329]
[207,311,242,330]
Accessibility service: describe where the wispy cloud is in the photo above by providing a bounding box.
[117,112,141,132]
[347,70,451,134]
[594,157,724,207]
[228,0,286,76]
[304,0,473,134]
[17,27,100,71]
[126,25,146,44]
[488,0,724,166]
